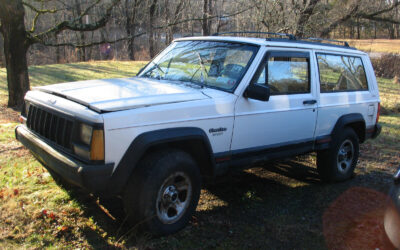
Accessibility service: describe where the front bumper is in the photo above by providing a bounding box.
[15,125,114,194]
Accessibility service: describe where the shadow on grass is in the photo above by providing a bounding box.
[53,156,395,249]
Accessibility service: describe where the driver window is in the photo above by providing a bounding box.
[254,52,310,95]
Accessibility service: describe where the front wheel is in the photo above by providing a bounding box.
[123,149,201,235]
[317,127,360,182]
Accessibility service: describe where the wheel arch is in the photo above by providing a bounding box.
[331,113,366,144]
[108,127,215,195]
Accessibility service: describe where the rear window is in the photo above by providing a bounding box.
[317,53,368,92]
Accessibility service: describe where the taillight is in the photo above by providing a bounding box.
[376,103,381,124]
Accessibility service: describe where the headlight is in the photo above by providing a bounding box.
[74,124,104,161]
[80,124,93,145]
[19,101,30,123]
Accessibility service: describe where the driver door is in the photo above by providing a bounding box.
[231,49,318,156]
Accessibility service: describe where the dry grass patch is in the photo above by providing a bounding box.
[346,39,400,54]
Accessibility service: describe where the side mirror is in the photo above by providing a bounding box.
[244,84,270,102]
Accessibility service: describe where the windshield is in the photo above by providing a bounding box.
[138,41,259,91]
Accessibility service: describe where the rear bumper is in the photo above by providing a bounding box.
[366,123,382,140]
[15,125,114,194]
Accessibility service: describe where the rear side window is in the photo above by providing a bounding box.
[254,51,310,95]
[317,53,368,92]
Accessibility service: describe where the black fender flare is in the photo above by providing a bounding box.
[330,113,366,144]
[108,127,215,194]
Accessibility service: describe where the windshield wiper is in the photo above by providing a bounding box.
[140,61,165,80]
[149,61,165,74]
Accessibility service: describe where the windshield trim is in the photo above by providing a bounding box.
[136,40,260,94]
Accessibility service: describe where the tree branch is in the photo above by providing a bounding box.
[43,32,146,48]
[32,0,120,43]
[358,14,400,24]
[319,4,359,37]
[153,5,255,30]
[23,1,63,33]
[355,1,400,24]
[319,1,400,36]
[361,1,400,18]
[22,1,58,14]
[30,12,40,33]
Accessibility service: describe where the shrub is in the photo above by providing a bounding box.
[371,53,400,79]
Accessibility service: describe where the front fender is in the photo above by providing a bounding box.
[107,127,214,195]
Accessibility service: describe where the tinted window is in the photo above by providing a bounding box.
[254,52,310,95]
[317,54,368,92]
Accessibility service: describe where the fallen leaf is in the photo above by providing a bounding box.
[13,189,19,196]
[42,209,48,216]
[49,212,56,220]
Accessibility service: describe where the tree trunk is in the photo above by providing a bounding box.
[0,0,30,107]
[0,34,4,68]
[74,0,86,62]
[125,0,137,60]
[202,0,210,36]
[149,0,158,58]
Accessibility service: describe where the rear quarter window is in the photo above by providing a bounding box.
[317,53,368,92]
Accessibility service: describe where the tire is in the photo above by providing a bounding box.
[317,127,359,182]
[123,149,201,236]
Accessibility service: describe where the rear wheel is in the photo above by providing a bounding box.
[123,149,201,235]
[317,127,359,182]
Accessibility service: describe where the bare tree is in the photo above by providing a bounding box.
[124,0,142,60]
[0,0,120,107]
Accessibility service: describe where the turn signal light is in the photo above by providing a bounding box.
[90,129,104,161]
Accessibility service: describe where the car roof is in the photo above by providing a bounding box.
[174,36,367,56]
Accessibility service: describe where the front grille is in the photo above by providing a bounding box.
[26,105,74,150]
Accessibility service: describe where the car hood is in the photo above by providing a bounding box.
[35,77,210,112]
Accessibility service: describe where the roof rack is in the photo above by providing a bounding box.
[303,37,350,47]
[211,31,354,49]
[212,31,296,40]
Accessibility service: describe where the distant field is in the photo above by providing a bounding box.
[346,39,400,54]
[0,61,399,248]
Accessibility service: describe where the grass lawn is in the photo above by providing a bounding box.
[0,61,399,249]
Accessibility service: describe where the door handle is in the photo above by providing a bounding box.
[303,100,317,105]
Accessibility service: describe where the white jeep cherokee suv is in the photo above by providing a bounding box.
[16,33,381,235]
